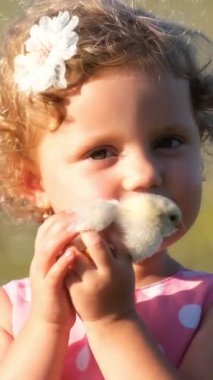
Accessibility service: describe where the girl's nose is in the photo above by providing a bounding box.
[122,151,162,192]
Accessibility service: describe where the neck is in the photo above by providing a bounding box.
[133,250,182,288]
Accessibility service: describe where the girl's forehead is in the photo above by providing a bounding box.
[64,67,191,114]
[58,67,195,137]
[67,67,190,102]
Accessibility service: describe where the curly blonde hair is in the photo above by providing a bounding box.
[0,0,212,221]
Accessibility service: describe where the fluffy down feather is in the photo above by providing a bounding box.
[73,194,182,262]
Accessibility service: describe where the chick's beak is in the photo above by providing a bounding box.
[176,220,185,230]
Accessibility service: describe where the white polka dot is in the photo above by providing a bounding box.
[143,283,166,298]
[178,304,202,329]
[76,345,91,371]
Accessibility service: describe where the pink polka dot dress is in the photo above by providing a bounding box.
[3,268,213,379]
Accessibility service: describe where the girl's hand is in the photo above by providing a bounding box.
[65,230,136,325]
[30,212,79,329]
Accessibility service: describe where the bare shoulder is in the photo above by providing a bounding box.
[179,304,213,380]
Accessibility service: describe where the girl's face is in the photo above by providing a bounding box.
[35,68,202,245]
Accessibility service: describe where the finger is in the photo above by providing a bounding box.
[33,232,79,275]
[46,246,76,288]
[109,240,132,263]
[80,230,114,269]
[65,268,80,290]
[69,247,95,278]
[36,212,67,240]
[35,212,77,252]
[32,222,79,275]
[102,230,132,263]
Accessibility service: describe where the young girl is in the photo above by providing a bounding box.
[0,0,212,379]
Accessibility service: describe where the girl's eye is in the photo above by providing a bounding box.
[88,147,116,160]
[155,136,183,150]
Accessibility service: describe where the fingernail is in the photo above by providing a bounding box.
[64,246,75,258]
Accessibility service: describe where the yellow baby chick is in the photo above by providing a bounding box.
[74,194,182,262]
[117,194,182,261]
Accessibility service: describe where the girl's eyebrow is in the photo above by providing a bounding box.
[154,122,197,133]
[63,132,122,159]
[158,124,185,133]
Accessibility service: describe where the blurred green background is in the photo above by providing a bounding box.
[0,0,212,285]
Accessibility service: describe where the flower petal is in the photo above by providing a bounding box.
[67,15,79,30]
[58,11,71,27]
[39,15,52,29]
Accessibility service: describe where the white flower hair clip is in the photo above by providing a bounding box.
[14,11,79,94]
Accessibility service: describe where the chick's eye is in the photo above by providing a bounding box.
[89,147,116,160]
[155,136,183,149]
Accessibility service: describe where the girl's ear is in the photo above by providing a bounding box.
[22,164,42,198]
[22,164,51,210]
[34,191,52,212]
